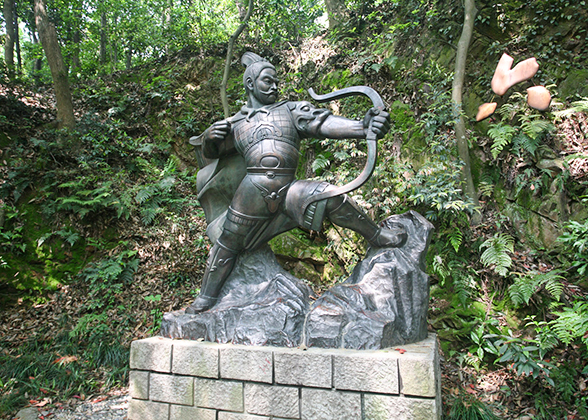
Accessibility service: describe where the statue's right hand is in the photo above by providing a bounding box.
[204,120,231,142]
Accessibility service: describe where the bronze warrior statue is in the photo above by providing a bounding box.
[187,52,406,314]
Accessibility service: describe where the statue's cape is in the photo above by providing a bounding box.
[196,154,246,243]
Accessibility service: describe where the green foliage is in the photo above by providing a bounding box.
[252,0,324,47]
[486,332,554,384]
[554,98,588,119]
[0,321,129,415]
[489,100,555,161]
[549,300,588,347]
[55,180,128,219]
[480,233,514,277]
[0,205,27,254]
[38,229,81,248]
[487,122,516,159]
[558,218,588,276]
[311,153,331,175]
[409,160,474,220]
[445,389,501,420]
[465,321,501,370]
[15,0,239,80]
[508,270,564,307]
[524,317,559,359]
[78,249,139,310]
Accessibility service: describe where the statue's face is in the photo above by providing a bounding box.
[250,67,279,105]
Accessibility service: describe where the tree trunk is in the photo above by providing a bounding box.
[71,10,81,73]
[235,0,249,38]
[14,4,22,73]
[126,38,132,70]
[112,37,118,69]
[100,11,107,65]
[31,30,43,84]
[324,0,348,30]
[221,0,253,118]
[34,0,75,129]
[452,0,480,224]
[3,0,15,77]
[162,0,172,54]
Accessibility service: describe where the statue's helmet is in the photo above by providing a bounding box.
[241,52,275,93]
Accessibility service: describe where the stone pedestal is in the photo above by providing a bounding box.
[128,334,441,420]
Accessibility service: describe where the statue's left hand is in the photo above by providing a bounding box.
[363,108,390,139]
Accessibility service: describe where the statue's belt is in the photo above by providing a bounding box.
[247,167,296,178]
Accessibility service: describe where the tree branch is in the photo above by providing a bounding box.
[452,0,480,224]
[221,0,254,118]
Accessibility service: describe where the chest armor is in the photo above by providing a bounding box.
[233,104,301,170]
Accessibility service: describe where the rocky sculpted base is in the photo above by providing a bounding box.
[161,211,434,350]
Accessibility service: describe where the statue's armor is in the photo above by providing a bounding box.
[233,105,301,169]
[227,101,330,216]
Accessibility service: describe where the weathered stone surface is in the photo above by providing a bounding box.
[128,399,169,420]
[161,211,433,350]
[14,407,39,420]
[217,413,269,420]
[398,335,438,397]
[333,351,398,394]
[364,394,439,420]
[300,389,361,420]
[274,348,332,388]
[129,371,150,400]
[220,346,273,383]
[194,378,244,412]
[127,336,441,420]
[161,245,313,347]
[169,405,216,420]
[560,69,588,99]
[150,373,194,406]
[304,211,434,350]
[130,336,172,372]
[245,383,299,418]
[172,340,219,378]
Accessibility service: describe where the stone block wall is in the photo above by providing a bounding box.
[128,333,441,420]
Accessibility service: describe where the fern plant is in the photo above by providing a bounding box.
[489,96,555,160]
[553,97,588,120]
[56,180,130,219]
[0,205,27,254]
[480,233,514,276]
[37,229,81,247]
[558,219,588,276]
[79,249,139,310]
[487,122,516,159]
[509,269,564,307]
[488,332,554,384]
[311,153,331,175]
[549,300,588,347]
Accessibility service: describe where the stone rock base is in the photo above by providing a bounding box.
[160,245,313,347]
[304,211,434,350]
[128,334,441,420]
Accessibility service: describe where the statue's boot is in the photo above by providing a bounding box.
[327,196,407,248]
[185,242,238,314]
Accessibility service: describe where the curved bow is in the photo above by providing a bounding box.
[301,86,386,214]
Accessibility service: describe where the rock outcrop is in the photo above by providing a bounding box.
[160,245,314,347]
[303,211,434,350]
